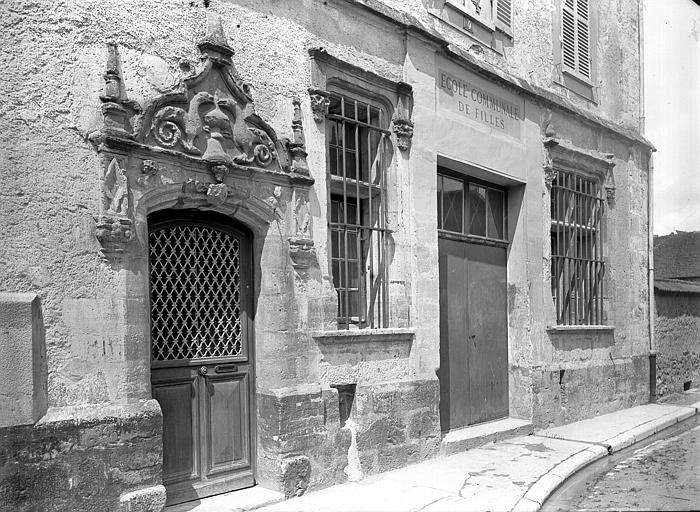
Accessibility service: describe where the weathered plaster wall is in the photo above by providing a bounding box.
[655,292,700,397]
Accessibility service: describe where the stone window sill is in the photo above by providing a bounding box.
[312,328,415,343]
[546,325,614,334]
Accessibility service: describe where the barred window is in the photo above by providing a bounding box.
[550,169,605,325]
[327,92,390,329]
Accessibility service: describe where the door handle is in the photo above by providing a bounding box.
[214,364,239,374]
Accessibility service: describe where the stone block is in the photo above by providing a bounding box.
[118,485,166,512]
[0,293,47,427]
[280,455,311,498]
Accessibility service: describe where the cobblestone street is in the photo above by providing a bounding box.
[545,415,700,511]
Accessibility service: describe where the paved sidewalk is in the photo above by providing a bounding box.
[172,393,700,512]
[256,398,700,512]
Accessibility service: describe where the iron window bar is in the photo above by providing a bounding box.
[327,92,391,329]
[550,169,605,325]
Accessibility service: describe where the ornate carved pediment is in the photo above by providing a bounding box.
[90,13,315,259]
[91,14,311,183]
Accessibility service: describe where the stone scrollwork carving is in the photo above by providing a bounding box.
[308,88,330,122]
[392,117,414,151]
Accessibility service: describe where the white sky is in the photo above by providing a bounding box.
[644,0,700,235]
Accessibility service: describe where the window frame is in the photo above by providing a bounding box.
[325,88,392,329]
[437,167,508,247]
[549,167,606,326]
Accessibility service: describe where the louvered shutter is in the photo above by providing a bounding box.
[562,0,591,79]
[496,0,513,33]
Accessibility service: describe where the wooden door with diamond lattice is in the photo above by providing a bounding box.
[148,211,254,506]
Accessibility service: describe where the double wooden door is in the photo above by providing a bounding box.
[149,213,254,506]
[438,237,508,431]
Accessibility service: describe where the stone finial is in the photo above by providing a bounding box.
[198,12,234,64]
[308,88,330,122]
[288,98,310,177]
[98,43,139,139]
[392,117,414,151]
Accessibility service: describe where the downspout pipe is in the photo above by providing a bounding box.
[648,152,656,403]
[639,0,656,403]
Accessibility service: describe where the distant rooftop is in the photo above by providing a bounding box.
[654,231,700,280]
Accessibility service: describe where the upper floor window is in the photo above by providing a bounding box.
[562,0,591,80]
[554,0,596,101]
[327,92,391,329]
[550,169,605,325]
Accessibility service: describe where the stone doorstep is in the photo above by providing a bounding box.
[164,485,284,512]
[438,417,534,456]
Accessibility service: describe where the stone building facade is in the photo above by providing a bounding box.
[0,0,654,510]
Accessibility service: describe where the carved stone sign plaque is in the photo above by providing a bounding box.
[436,66,524,140]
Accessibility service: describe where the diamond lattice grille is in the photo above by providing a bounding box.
[149,224,243,362]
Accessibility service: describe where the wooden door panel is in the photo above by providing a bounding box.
[466,243,508,424]
[438,237,471,431]
[152,369,198,485]
[203,370,250,477]
[149,214,255,506]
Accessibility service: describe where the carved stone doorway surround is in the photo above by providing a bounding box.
[88,13,316,501]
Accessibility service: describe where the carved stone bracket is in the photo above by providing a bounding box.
[604,154,616,206]
[392,117,414,152]
[288,237,316,270]
[543,138,558,189]
[308,88,330,122]
[95,215,134,254]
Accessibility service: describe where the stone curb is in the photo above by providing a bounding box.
[604,406,696,453]
[511,445,608,511]
[511,404,698,511]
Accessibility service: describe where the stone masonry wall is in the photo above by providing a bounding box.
[531,355,649,428]
[655,292,700,397]
[0,400,164,512]
[257,380,440,496]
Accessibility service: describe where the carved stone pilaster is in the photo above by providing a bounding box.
[96,157,134,255]
[392,117,414,151]
[308,88,330,122]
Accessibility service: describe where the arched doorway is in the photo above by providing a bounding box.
[148,209,255,506]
